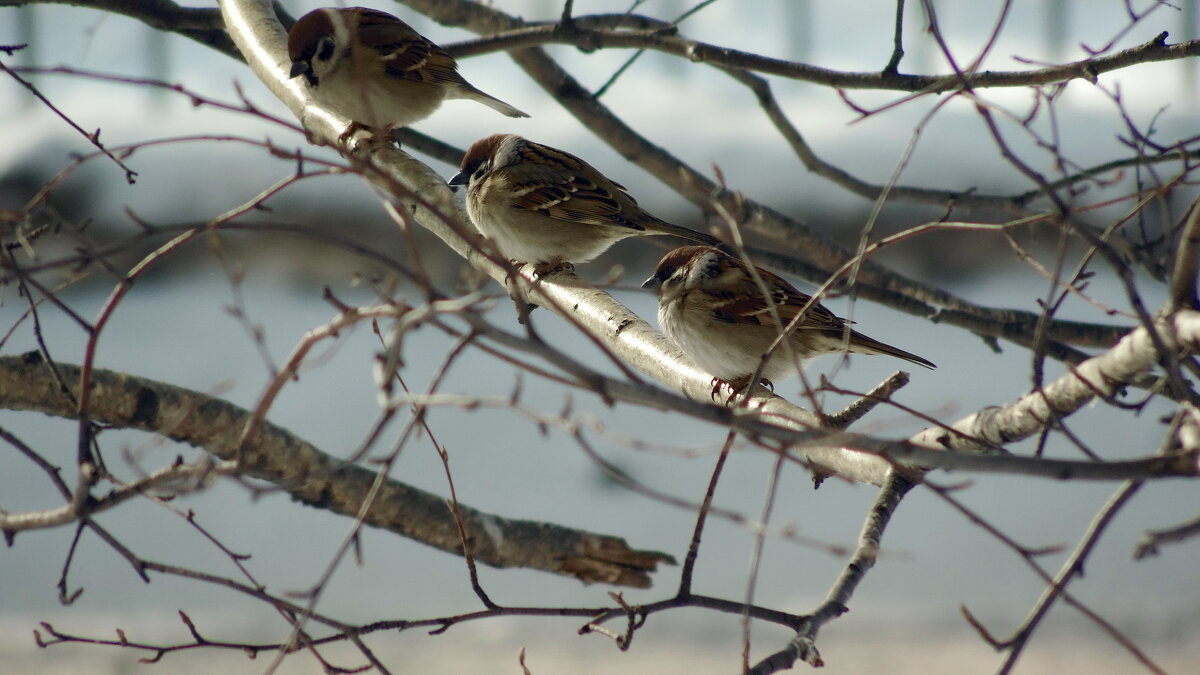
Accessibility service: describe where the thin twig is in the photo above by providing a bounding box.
[748,472,915,674]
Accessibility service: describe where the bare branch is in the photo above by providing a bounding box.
[0,59,138,183]
[912,311,1200,453]
[825,371,911,430]
[0,353,673,586]
[1171,197,1200,310]
[0,458,232,533]
[0,0,255,59]
[436,13,1199,92]
[749,472,915,674]
[1135,511,1200,559]
[997,480,1164,675]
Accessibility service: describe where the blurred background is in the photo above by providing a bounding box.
[2,1,1199,673]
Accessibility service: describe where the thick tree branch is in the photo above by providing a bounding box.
[912,311,1200,453]
[0,353,674,586]
[10,2,1198,89]
[213,0,898,487]
[4,0,1197,491]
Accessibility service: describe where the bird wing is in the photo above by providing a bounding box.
[709,261,846,333]
[507,142,646,231]
[354,10,463,85]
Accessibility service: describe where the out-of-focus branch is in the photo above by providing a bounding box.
[0,353,674,586]
[430,11,1200,91]
[1135,511,1200,559]
[12,2,1199,89]
[0,0,247,59]
[1170,198,1200,311]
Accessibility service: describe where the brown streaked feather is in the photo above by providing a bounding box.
[710,257,846,332]
[353,9,465,85]
[711,254,936,369]
[652,245,936,372]
[381,42,462,84]
[506,141,650,231]
[518,141,634,196]
[509,180,646,230]
[517,141,585,173]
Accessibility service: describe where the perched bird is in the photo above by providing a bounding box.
[643,246,935,398]
[287,7,527,140]
[448,134,724,272]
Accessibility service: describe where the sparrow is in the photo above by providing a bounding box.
[287,7,528,140]
[643,246,935,398]
[447,134,724,272]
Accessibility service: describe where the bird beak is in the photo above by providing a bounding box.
[289,60,311,80]
[641,275,662,291]
[447,170,470,193]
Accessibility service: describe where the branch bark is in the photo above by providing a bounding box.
[0,352,674,587]
[911,310,1200,454]
[749,473,915,674]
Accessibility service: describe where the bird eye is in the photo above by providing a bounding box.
[472,165,487,182]
[316,36,336,62]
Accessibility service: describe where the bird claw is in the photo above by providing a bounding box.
[529,257,575,279]
[709,377,730,402]
[337,121,368,143]
[338,122,397,148]
[709,376,772,404]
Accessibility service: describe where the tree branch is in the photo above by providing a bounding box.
[0,353,674,587]
[912,311,1200,453]
[0,0,247,59]
[436,14,1199,92]
[749,472,915,673]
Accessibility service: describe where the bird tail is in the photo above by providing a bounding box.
[848,331,937,369]
[455,85,529,118]
[654,222,725,248]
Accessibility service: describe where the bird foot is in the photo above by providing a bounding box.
[338,122,396,147]
[529,257,575,279]
[337,120,368,143]
[710,376,773,404]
